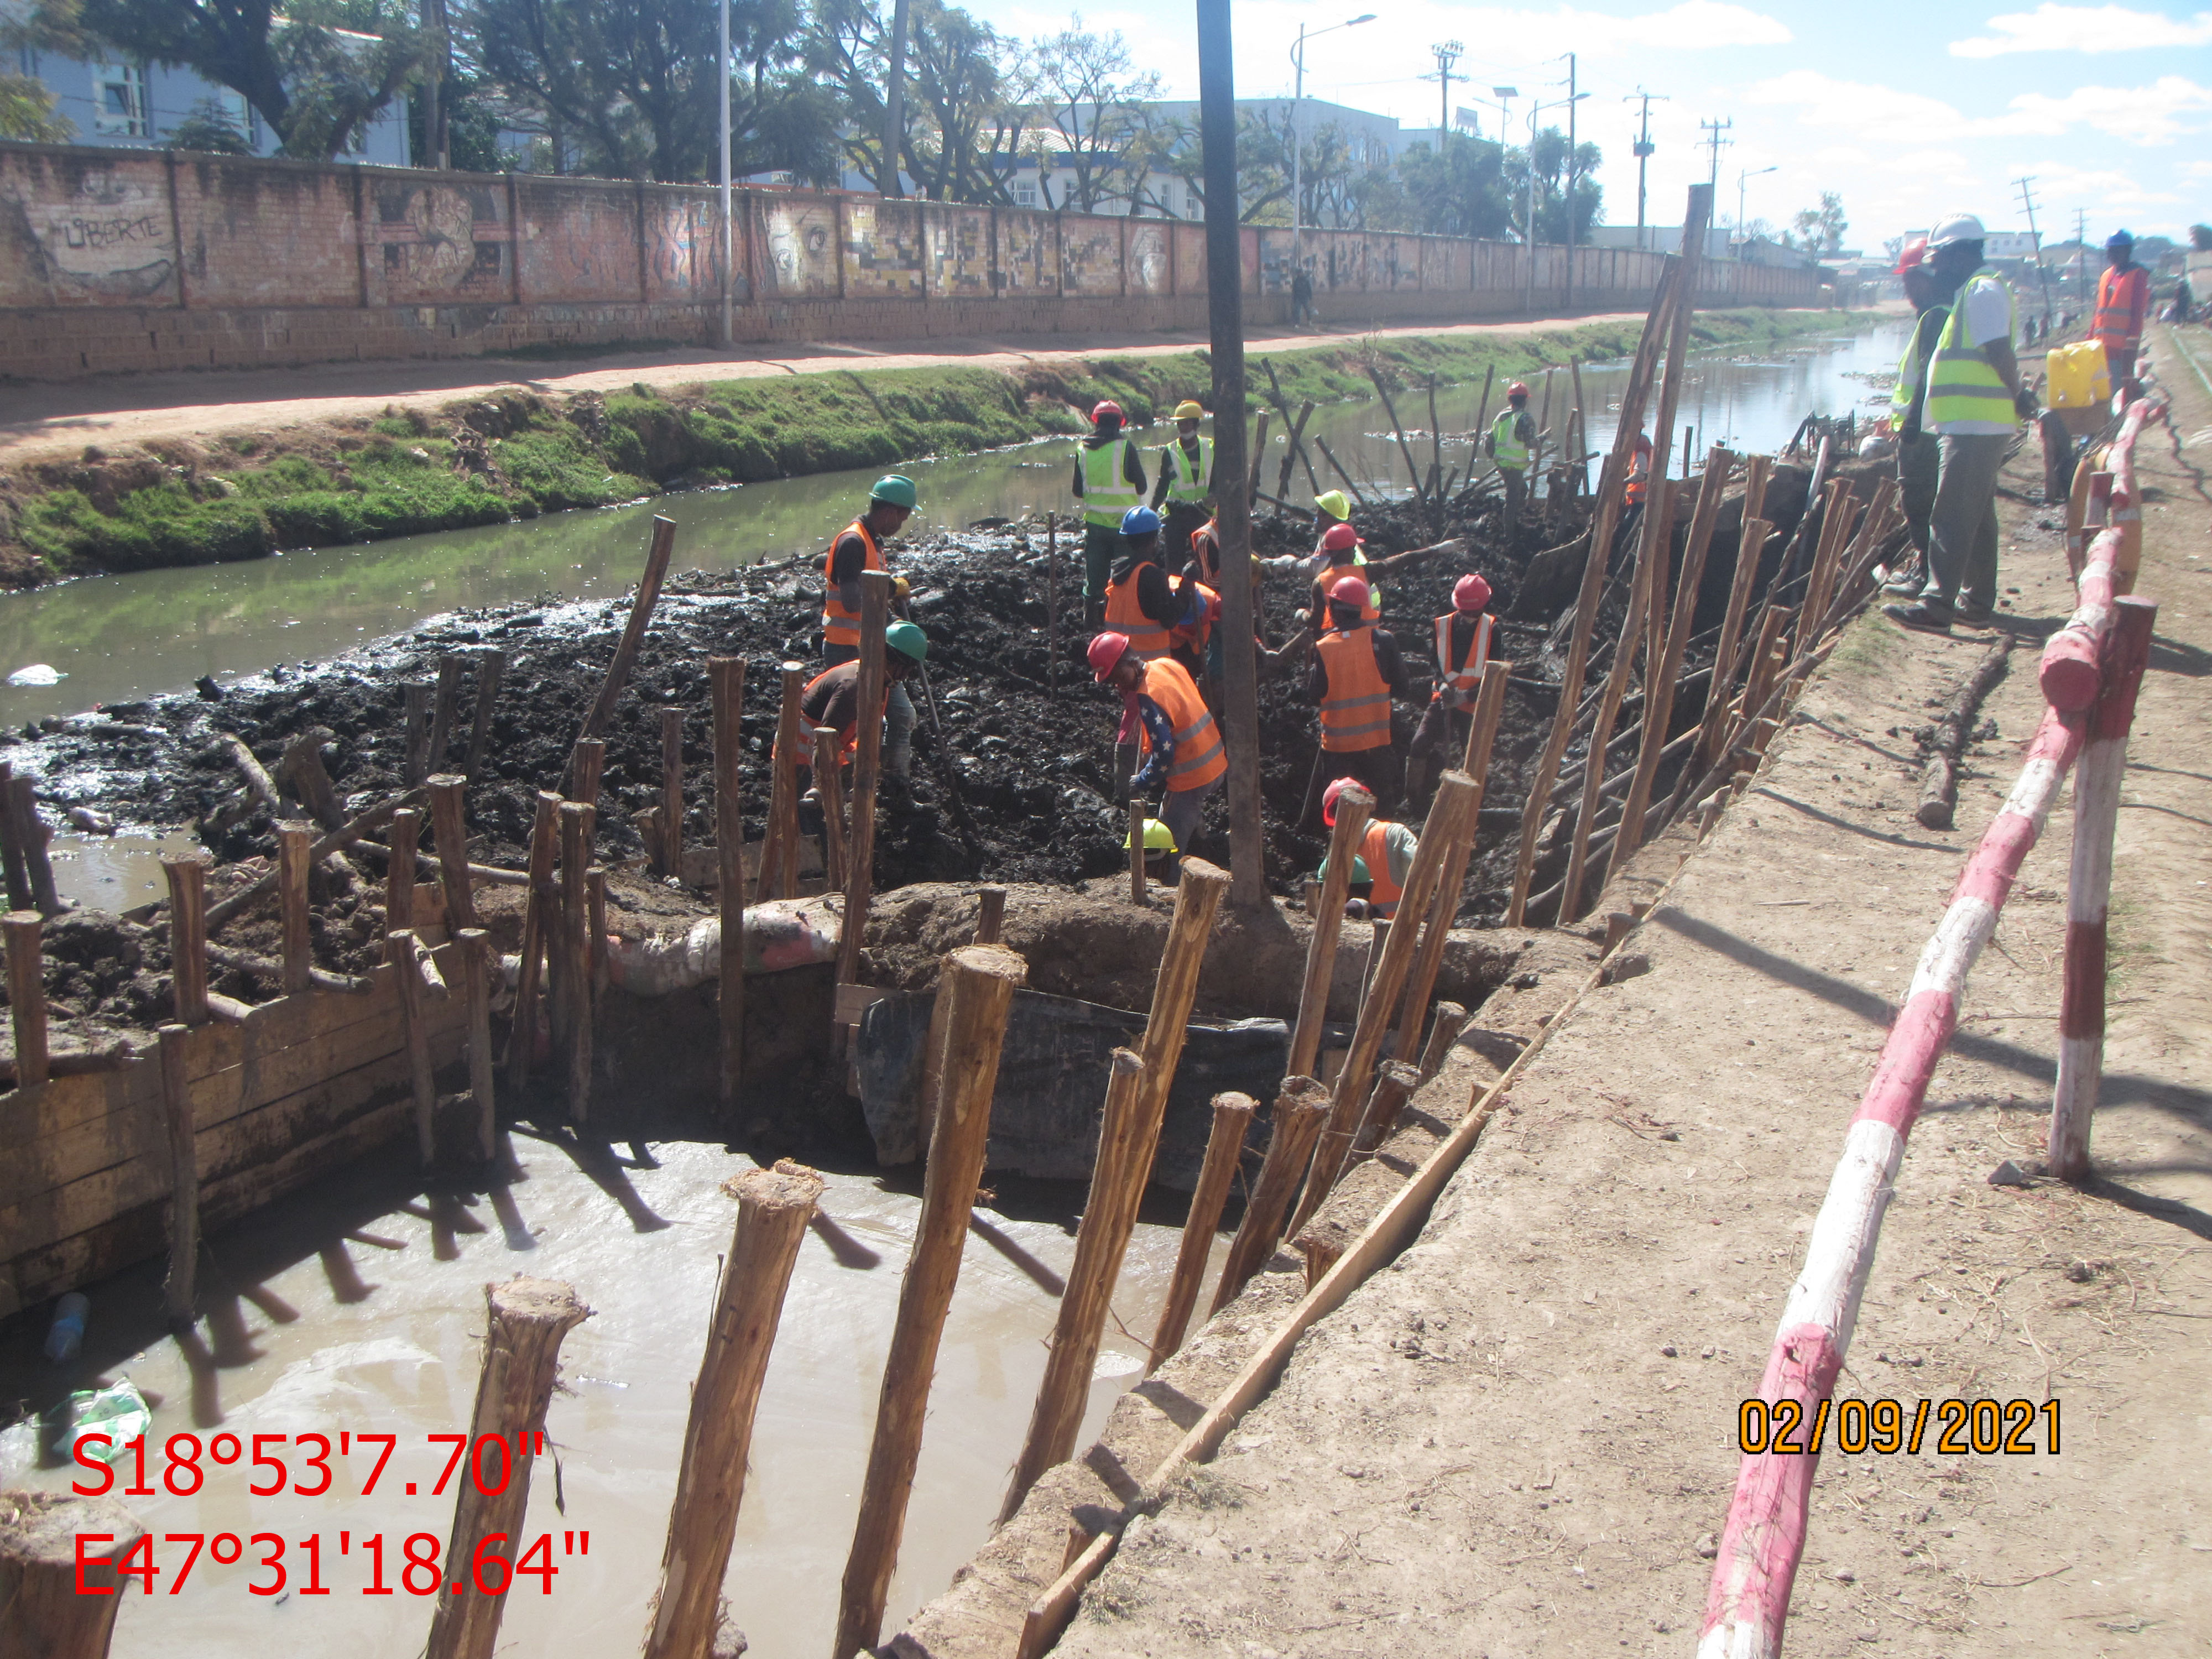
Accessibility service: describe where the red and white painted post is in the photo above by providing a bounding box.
[2048,596,2157,1182]
[2041,399,2161,711]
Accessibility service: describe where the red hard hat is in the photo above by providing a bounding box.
[1507,381,1530,398]
[1453,573,1492,613]
[1328,573,1371,608]
[1322,775,1364,828]
[1088,631,1131,681]
[1092,400,1123,424]
[1321,521,1361,553]
[1896,235,1930,277]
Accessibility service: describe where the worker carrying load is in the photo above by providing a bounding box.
[794,620,929,802]
[1485,381,1540,546]
[1150,400,1215,572]
[1124,815,1180,884]
[1073,400,1147,624]
[1405,573,1495,811]
[1321,776,1420,919]
[1302,573,1406,826]
[2091,229,2150,388]
[822,474,916,662]
[1089,630,1228,863]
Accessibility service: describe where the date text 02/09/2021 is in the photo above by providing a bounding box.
[1738,1397,2061,1457]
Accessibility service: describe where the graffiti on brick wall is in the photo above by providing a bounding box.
[843,200,923,298]
[1060,220,1120,293]
[378,183,507,300]
[930,207,993,296]
[1126,222,1168,295]
[761,200,837,296]
[517,184,637,302]
[997,211,1057,294]
[0,165,176,303]
[1173,224,1207,294]
[644,195,733,301]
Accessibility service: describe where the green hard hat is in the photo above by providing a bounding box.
[1318,854,1370,885]
[1314,489,1352,520]
[885,620,928,662]
[871,474,919,509]
[1123,817,1178,853]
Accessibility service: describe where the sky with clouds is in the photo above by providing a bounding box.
[965,0,2212,249]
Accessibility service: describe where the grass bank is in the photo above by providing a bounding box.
[0,307,1872,586]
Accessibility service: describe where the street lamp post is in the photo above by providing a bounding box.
[1522,92,1584,314]
[1290,13,1376,274]
[1736,164,1775,253]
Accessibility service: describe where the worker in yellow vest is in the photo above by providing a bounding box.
[1089,630,1229,863]
[2091,230,2151,387]
[1302,573,1406,826]
[820,474,919,779]
[1072,400,1146,625]
[1485,381,1538,546]
[1320,778,1420,920]
[1150,400,1215,573]
[1885,212,2034,636]
[1405,573,1495,811]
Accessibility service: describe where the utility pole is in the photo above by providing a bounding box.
[1562,53,1578,310]
[881,0,910,196]
[2015,174,2056,330]
[718,0,732,346]
[1425,40,1463,154]
[1625,89,1665,251]
[1698,116,1732,194]
[1198,0,1264,910]
[1290,16,1375,286]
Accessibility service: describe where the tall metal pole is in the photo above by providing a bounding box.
[1562,53,1577,312]
[1524,104,1538,314]
[1626,89,1663,252]
[2016,175,2056,329]
[881,0,910,196]
[719,0,732,348]
[1291,26,1305,273]
[1198,0,1264,910]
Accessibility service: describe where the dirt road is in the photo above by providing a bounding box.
[0,310,1656,465]
[1050,329,2212,1655]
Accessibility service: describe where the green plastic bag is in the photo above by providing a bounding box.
[67,1379,150,1462]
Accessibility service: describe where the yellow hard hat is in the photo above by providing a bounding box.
[1123,817,1178,853]
[1173,400,1206,421]
[1314,489,1352,520]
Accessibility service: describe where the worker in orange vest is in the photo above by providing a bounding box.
[1320,776,1420,920]
[1089,630,1229,865]
[820,474,919,781]
[1103,507,1181,664]
[1405,573,1495,811]
[792,620,930,795]
[1302,573,1407,827]
[2091,230,2151,387]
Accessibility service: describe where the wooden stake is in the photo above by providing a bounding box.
[423,1279,591,1659]
[569,515,678,768]
[280,727,345,831]
[975,885,1007,945]
[1128,798,1147,902]
[712,658,747,1114]
[834,945,1026,1659]
[1244,407,1270,509]
[427,654,465,775]
[587,868,608,995]
[644,1165,822,1659]
[274,821,314,995]
[504,793,560,1089]
[462,650,507,780]
[813,726,847,888]
[163,857,210,1025]
[559,803,594,1121]
[569,737,606,808]
[404,680,434,785]
[1416,1000,1468,1082]
[9,777,58,917]
[658,707,685,880]
[1147,1091,1255,1371]
[1046,511,1060,693]
[390,928,439,1165]
[426,775,475,931]
[1695,505,1772,779]
[0,760,29,914]
[1286,784,1373,1079]
[384,806,419,931]
[459,928,496,1159]
[158,1022,196,1323]
[831,571,895,1039]
[1353,1060,1422,1152]
[1000,1047,1151,1519]
[1391,660,1511,1061]
[760,663,805,900]
[1468,363,1496,482]
[4,911,47,1089]
[0,1490,145,1656]
[1211,1076,1331,1312]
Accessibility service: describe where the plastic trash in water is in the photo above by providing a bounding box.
[7,663,63,686]
[45,1291,88,1363]
[65,1379,151,1462]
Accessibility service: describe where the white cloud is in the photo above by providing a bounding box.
[1950,4,2212,56]
[2008,75,2212,143]
[2016,162,2182,206]
[1746,68,2212,145]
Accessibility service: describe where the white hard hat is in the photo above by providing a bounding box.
[1928,212,1986,249]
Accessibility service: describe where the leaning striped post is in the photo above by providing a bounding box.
[1698,698,2088,1659]
[2048,596,2156,1182]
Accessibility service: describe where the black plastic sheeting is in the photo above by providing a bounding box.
[858,988,1289,1188]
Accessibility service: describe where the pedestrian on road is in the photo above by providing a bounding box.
[1302,574,1406,826]
[1150,400,1215,573]
[1090,630,1228,863]
[2091,230,2151,388]
[1485,382,1539,547]
[1073,400,1147,625]
[1291,266,1316,328]
[1405,573,1495,811]
[1319,778,1419,920]
[1885,212,2034,636]
[1881,238,1948,596]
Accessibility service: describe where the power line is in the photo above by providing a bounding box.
[1421,40,1464,148]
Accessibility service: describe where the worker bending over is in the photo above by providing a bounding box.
[1485,381,1539,546]
[820,474,920,785]
[1303,573,1407,826]
[1073,400,1147,624]
[1150,400,1215,570]
[1089,630,1228,863]
[1321,776,1419,919]
[2092,230,2150,388]
[1405,573,1494,810]
[795,621,929,799]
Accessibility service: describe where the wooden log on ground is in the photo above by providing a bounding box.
[278,727,345,831]
[403,681,434,786]
[1000,1047,1150,1519]
[0,760,30,911]
[163,857,210,1025]
[204,789,422,932]
[275,821,314,994]
[643,1164,822,1659]
[560,804,594,1121]
[504,792,559,1088]
[0,1490,145,1656]
[4,911,47,1088]
[462,650,507,780]
[427,775,476,932]
[814,726,848,890]
[1286,784,1372,1079]
[0,1036,136,1083]
[712,659,746,1115]
[1416,1000,1468,1082]
[427,655,465,777]
[205,943,373,994]
[9,776,59,916]
[1148,1091,1255,1372]
[1917,636,2012,830]
[831,572,895,1047]
[423,1277,591,1659]
[159,1022,196,1323]
[834,945,1026,1659]
[659,707,685,880]
[203,991,254,1024]
[1211,1076,1331,1312]
[974,885,1007,945]
[458,928,496,1159]
[1353,1060,1422,1154]
[215,732,280,823]
[389,929,440,1165]
[570,515,678,769]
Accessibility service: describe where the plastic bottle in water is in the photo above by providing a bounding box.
[44,1292,88,1363]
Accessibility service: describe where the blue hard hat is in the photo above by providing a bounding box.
[1121,507,1161,538]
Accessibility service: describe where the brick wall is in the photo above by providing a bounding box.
[0,140,1823,380]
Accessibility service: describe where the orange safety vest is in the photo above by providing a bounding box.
[1359,820,1405,917]
[1431,611,1494,708]
[1105,559,1173,660]
[1139,657,1228,792]
[821,519,884,649]
[1170,576,1219,656]
[1312,559,1380,623]
[1314,627,1394,753]
[1189,521,1220,583]
[789,665,885,762]
[1626,436,1652,507]
[2094,264,2148,353]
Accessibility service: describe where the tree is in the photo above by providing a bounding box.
[809,0,1027,202]
[169,97,255,152]
[1027,15,1157,211]
[1129,106,1287,224]
[0,74,73,142]
[1396,136,1511,239]
[33,0,428,158]
[1501,127,1600,244]
[1792,191,1848,258]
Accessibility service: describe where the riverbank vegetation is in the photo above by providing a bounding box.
[0,307,1871,586]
